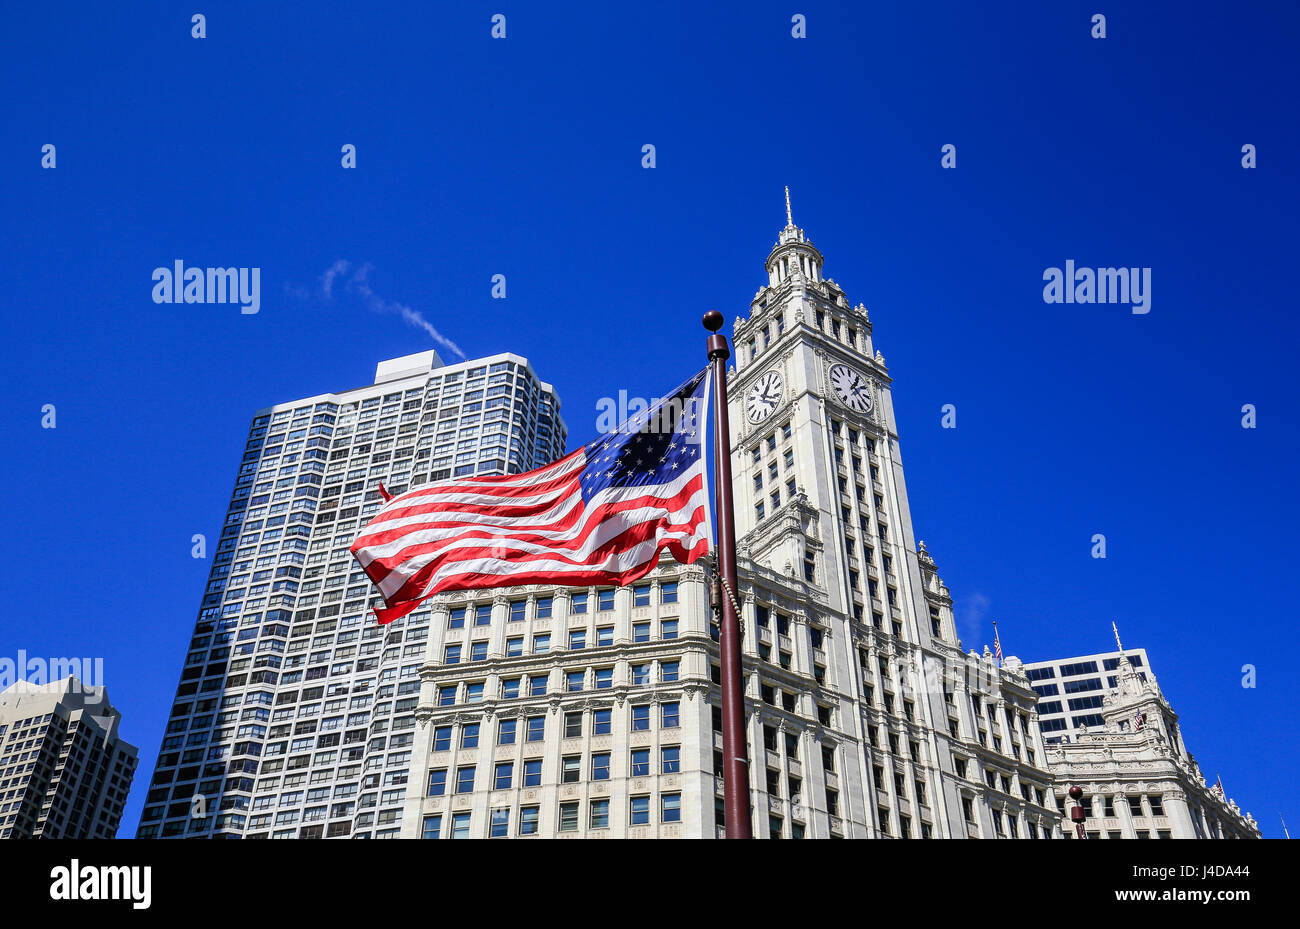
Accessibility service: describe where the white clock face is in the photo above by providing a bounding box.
[746,370,783,423]
[829,364,872,413]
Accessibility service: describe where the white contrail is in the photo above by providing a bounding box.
[307,260,467,359]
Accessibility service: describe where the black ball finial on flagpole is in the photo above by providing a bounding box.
[703,312,729,362]
[1068,784,1088,839]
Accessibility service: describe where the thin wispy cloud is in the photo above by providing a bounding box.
[320,259,349,299]
[954,591,991,652]
[293,259,467,360]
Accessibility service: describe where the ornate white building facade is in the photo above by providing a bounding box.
[1043,645,1260,839]
[401,200,1063,838]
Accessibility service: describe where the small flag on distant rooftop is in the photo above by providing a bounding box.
[993,621,1003,666]
[351,368,713,624]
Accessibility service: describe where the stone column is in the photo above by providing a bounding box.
[1116,792,1139,838]
[994,698,1011,755]
[1162,789,1194,839]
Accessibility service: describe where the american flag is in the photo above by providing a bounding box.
[1133,711,1145,731]
[993,622,1003,666]
[351,368,713,624]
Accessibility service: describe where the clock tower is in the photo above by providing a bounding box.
[729,189,897,619]
[722,191,1060,839]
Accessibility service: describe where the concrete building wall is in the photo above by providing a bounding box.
[0,677,137,838]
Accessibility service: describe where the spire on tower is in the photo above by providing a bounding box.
[1112,621,1124,654]
[764,187,824,287]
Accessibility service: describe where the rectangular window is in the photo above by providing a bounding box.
[451,812,470,838]
[631,749,650,777]
[533,634,550,655]
[662,746,680,774]
[498,719,516,744]
[489,807,509,838]
[596,626,614,647]
[592,753,611,781]
[448,608,466,629]
[630,796,650,826]
[444,645,461,664]
[568,629,586,650]
[662,702,680,728]
[662,792,681,823]
[590,799,609,829]
[526,716,545,742]
[633,622,650,643]
[470,641,488,662]
[519,806,539,836]
[559,801,579,833]
[421,814,441,839]
[432,726,452,752]
[455,766,475,794]
[505,637,523,657]
[594,667,613,689]
[564,711,583,738]
[461,724,479,748]
[661,661,680,683]
[593,709,612,735]
[501,677,520,700]
[597,589,615,611]
[566,670,584,692]
[661,619,678,640]
[561,755,581,784]
[508,600,526,623]
[633,585,651,607]
[529,674,547,697]
[631,705,650,731]
[494,762,512,790]
[632,663,651,685]
[661,582,678,604]
[523,760,542,787]
[474,604,492,626]
[427,769,447,796]
[571,592,588,614]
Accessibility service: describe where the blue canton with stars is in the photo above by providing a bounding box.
[578,369,709,504]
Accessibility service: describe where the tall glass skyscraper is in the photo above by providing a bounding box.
[138,349,566,838]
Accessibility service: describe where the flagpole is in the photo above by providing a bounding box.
[703,310,752,839]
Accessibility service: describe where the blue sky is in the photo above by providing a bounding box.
[2,1,1297,837]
